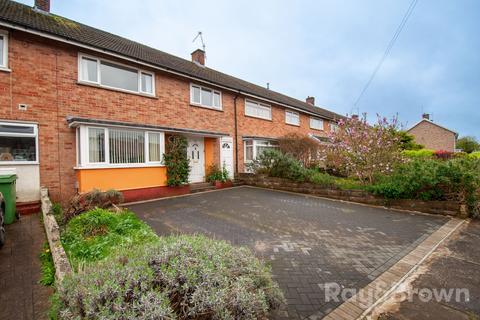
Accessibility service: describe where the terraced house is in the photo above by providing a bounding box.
[0,0,343,210]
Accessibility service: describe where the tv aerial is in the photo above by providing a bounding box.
[192,31,206,59]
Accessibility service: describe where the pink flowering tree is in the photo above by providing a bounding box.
[327,115,403,183]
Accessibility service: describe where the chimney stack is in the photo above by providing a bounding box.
[34,0,50,12]
[351,114,359,120]
[191,49,205,66]
[422,113,430,120]
[306,96,315,106]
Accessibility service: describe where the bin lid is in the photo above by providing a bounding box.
[0,168,16,175]
[0,174,17,183]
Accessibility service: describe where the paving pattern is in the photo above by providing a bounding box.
[128,186,448,319]
[0,214,52,320]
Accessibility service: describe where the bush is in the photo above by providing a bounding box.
[433,150,453,160]
[53,235,284,320]
[63,189,123,223]
[401,149,435,159]
[278,133,323,167]
[368,158,480,216]
[206,164,229,183]
[249,149,308,182]
[163,135,190,186]
[468,151,480,159]
[61,208,158,268]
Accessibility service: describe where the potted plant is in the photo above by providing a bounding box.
[206,163,233,189]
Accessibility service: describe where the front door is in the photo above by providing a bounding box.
[187,136,205,183]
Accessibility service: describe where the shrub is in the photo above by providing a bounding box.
[163,135,190,186]
[278,133,323,167]
[433,150,453,160]
[63,189,123,223]
[206,163,229,183]
[308,170,336,187]
[368,158,480,216]
[401,149,435,159]
[61,208,158,268]
[456,136,479,153]
[249,149,308,182]
[53,235,284,320]
[39,242,55,286]
[468,151,480,159]
[397,131,423,150]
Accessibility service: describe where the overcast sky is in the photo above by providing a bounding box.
[19,0,480,137]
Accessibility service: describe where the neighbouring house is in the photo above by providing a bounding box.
[0,0,343,210]
[407,114,458,152]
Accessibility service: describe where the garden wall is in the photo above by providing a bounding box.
[237,173,465,217]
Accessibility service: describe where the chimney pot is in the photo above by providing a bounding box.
[191,49,205,66]
[35,0,50,12]
[422,113,430,120]
[306,96,315,105]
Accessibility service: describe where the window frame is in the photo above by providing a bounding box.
[243,139,279,164]
[285,110,300,126]
[189,83,222,110]
[244,99,272,121]
[0,121,39,165]
[77,125,165,168]
[310,117,324,131]
[78,53,155,96]
[0,30,9,70]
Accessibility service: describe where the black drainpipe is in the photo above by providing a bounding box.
[233,92,240,176]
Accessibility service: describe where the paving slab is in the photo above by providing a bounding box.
[128,186,448,319]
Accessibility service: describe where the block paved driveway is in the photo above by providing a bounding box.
[128,186,448,319]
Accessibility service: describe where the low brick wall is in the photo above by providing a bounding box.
[237,173,464,217]
[41,188,72,282]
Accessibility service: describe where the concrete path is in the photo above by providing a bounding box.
[0,214,52,320]
[128,186,449,319]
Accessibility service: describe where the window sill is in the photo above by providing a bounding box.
[74,163,165,170]
[244,114,272,122]
[310,127,325,132]
[0,67,12,73]
[0,161,39,165]
[77,81,158,99]
[286,122,300,127]
[190,103,223,112]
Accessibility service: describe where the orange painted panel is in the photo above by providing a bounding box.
[204,137,215,173]
[76,166,167,193]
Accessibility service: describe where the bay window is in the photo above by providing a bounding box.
[77,126,164,167]
[78,54,155,95]
[0,122,38,164]
[190,84,222,110]
[244,139,279,164]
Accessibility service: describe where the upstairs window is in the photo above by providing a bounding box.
[78,54,155,95]
[190,84,222,110]
[285,110,300,126]
[330,122,339,132]
[245,99,272,120]
[0,122,38,163]
[0,30,8,69]
[310,117,324,130]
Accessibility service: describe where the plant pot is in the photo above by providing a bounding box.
[214,180,233,189]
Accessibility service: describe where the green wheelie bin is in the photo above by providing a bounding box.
[0,174,17,224]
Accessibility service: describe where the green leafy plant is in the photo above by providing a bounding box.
[163,135,190,186]
[52,235,284,319]
[206,164,229,183]
[39,242,55,286]
[61,208,158,269]
[396,131,423,150]
[249,149,308,182]
[457,136,479,153]
[401,149,435,159]
[51,203,63,223]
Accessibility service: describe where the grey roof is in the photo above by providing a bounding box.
[0,0,344,120]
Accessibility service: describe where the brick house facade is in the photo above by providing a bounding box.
[407,117,457,152]
[0,0,342,206]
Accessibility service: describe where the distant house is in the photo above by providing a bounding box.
[407,114,458,152]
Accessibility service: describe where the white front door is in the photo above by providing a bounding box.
[187,136,205,183]
[220,136,234,179]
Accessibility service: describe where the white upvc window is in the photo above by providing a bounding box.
[0,121,38,164]
[245,99,272,120]
[330,122,339,133]
[0,30,8,70]
[77,125,165,168]
[285,110,300,126]
[190,84,222,110]
[310,117,324,130]
[244,139,279,163]
[78,53,155,95]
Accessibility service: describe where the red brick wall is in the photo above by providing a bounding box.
[408,121,456,152]
[0,29,334,202]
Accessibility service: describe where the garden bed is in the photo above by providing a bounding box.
[238,173,465,217]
